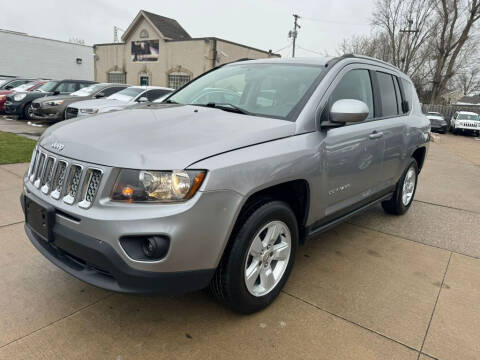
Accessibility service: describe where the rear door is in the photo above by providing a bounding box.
[373,71,407,188]
[321,66,386,220]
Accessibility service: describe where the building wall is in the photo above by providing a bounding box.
[94,16,278,87]
[0,30,94,80]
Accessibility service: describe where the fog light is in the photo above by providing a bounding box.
[142,236,169,259]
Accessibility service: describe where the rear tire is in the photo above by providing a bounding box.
[382,158,418,215]
[210,200,298,314]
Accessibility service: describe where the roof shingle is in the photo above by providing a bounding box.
[142,11,191,41]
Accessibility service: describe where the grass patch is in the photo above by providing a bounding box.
[0,131,36,164]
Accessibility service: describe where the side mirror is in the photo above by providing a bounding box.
[330,99,369,123]
[138,96,148,103]
[4,85,13,90]
[95,92,105,98]
[52,90,60,95]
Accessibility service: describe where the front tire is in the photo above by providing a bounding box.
[382,159,419,215]
[210,201,298,314]
[22,102,34,120]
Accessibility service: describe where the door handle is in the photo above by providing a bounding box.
[369,131,384,139]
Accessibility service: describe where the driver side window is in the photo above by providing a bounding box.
[329,69,374,120]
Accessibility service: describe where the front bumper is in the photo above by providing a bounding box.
[24,214,215,294]
[431,124,447,133]
[31,106,63,121]
[4,101,24,115]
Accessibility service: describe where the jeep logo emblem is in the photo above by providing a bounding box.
[51,142,64,151]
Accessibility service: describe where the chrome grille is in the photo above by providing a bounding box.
[79,169,103,209]
[40,157,55,194]
[33,153,46,188]
[27,148,103,208]
[51,161,67,199]
[63,165,83,204]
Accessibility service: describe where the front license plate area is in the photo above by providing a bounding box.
[25,197,55,242]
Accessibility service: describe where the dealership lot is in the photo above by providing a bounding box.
[0,133,479,359]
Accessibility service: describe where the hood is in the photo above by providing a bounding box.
[9,91,49,101]
[69,98,130,110]
[39,104,296,169]
[426,115,444,121]
[33,94,90,104]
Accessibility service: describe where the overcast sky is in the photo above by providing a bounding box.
[1,0,376,57]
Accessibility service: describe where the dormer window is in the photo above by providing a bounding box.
[139,29,149,39]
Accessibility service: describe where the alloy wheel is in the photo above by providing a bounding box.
[244,220,291,297]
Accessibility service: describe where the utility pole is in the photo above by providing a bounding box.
[288,14,301,58]
[399,19,418,71]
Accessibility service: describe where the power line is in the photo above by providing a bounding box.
[301,16,370,27]
[296,44,324,56]
[273,43,292,53]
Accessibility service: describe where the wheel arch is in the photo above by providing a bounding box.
[411,146,427,172]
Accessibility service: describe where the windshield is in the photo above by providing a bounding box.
[168,63,325,120]
[458,113,479,120]
[36,81,59,93]
[107,87,143,101]
[12,82,36,92]
[71,83,105,97]
[0,80,8,87]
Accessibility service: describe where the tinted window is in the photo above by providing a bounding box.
[400,78,412,113]
[393,77,402,114]
[101,86,127,97]
[377,72,398,117]
[329,69,374,119]
[144,89,172,101]
[55,82,77,93]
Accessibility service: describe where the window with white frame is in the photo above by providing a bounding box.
[107,72,126,84]
[168,72,191,89]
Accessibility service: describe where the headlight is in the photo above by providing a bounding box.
[45,100,64,106]
[79,108,98,114]
[111,169,206,203]
[13,94,26,101]
[0,95,5,100]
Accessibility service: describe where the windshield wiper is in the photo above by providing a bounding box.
[194,102,250,115]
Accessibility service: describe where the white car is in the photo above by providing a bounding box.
[65,86,173,119]
[450,111,480,136]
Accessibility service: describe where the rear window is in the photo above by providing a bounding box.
[376,72,398,117]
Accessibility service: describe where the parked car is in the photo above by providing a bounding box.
[450,111,480,136]
[21,55,429,313]
[29,83,129,123]
[425,111,448,133]
[65,86,173,119]
[0,80,47,113]
[115,89,175,112]
[4,79,96,119]
[0,78,34,91]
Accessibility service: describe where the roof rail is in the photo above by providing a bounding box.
[327,53,400,71]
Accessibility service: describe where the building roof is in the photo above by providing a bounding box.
[457,95,480,105]
[142,11,191,40]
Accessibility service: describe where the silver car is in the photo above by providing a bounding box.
[21,56,429,313]
[65,86,173,118]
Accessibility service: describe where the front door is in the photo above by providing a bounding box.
[322,68,385,220]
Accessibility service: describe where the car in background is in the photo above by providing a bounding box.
[29,83,129,123]
[0,78,34,91]
[450,111,480,136]
[4,79,96,119]
[425,111,448,133]
[65,86,173,119]
[0,80,47,113]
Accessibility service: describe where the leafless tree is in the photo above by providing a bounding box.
[339,0,480,103]
[429,0,480,103]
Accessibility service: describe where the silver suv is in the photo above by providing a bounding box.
[21,55,429,313]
